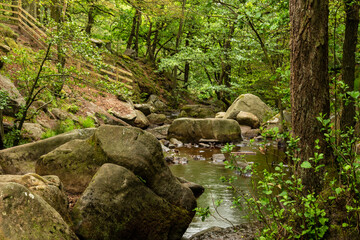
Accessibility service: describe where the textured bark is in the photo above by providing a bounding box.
[85,5,95,35]
[290,0,330,193]
[341,0,359,132]
[126,9,138,50]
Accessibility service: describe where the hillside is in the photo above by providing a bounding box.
[0,22,192,147]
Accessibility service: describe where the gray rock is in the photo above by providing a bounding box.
[83,101,129,126]
[215,112,226,118]
[0,182,78,240]
[168,118,242,143]
[147,95,167,112]
[22,123,44,141]
[240,125,260,139]
[0,74,25,117]
[147,113,167,125]
[71,163,194,240]
[236,111,260,128]
[134,103,152,116]
[177,177,205,198]
[133,110,150,129]
[51,108,77,121]
[0,173,70,222]
[0,128,96,174]
[179,104,220,118]
[146,124,170,139]
[224,94,273,122]
[170,138,183,148]
[212,153,226,163]
[37,125,196,212]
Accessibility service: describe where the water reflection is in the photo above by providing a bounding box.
[169,142,281,238]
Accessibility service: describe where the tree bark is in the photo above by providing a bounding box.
[290,0,330,193]
[340,0,359,132]
[126,9,138,50]
[0,109,4,150]
[85,5,95,35]
[134,10,141,57]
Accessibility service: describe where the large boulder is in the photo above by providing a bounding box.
[224,94,273,122]
[168,118,242,143]
[0,128,96,174]
[36,125,197,212]
[0,74,25,117]
[0,182,78,240]
[179,105,220,118]
[71,164,193,240]
[0,173,70,222]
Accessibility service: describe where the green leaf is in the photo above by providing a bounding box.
[301,161,312,169]
[342,223,349,227]
[335,187,343,195]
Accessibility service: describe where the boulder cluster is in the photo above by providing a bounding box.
[0,125,200,240]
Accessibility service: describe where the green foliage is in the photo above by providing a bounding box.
[194,206,211,222]
[41,116,95,139]
[78,116,96,128]
[0,90,9,110]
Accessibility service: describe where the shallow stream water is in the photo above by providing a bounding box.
[169,140,283,239]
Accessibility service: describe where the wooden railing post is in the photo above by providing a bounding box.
[18,0,21,24]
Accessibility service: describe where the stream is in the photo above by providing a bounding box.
[169,140,283,239]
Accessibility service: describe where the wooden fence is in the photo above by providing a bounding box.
[0,0,133,89]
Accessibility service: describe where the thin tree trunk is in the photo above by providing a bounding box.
[134,10,141,57]
[172,0,186,91]
[290,0,330,193]
[341,0,359,132]
[145,21,153,58]
[126,9,138,50]
[0,109,4,150]
[85,5,95,35]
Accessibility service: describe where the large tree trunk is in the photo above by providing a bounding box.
[290,0,330,193]
[340,0,359,132]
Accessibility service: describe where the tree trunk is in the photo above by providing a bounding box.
[85,5,95,35]
[145,21,153,59]
[0,110,4,150]
[126,9,138,50]
[290,0,330,193]
[134,10,141,57]
[216,23,235,108]
[340,0,359,132]
[172,0,186,91]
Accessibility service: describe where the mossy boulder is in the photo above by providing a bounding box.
[224,94,273,122]
[36,138,108,194]
[36,125,197,212]
[147,113,167,125]
[0,173,70,223]
[0,128,96,174]
[71,163,193,240]
[0,74,25,117]
[168,118,242,143]
[0,182,78,240]
[179,104,220,118]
